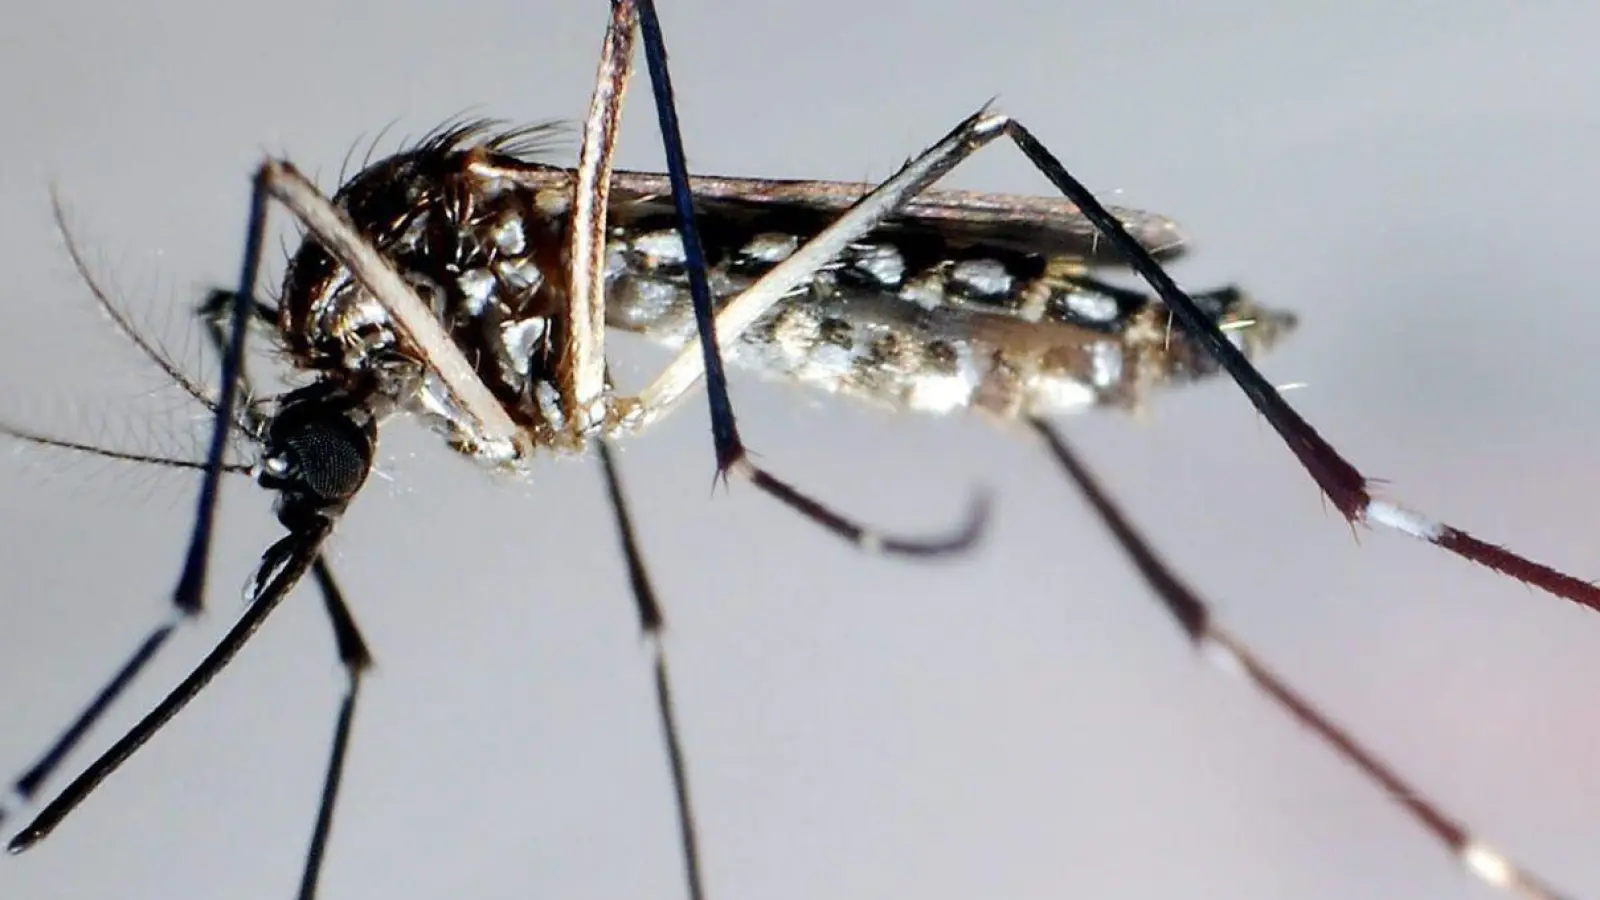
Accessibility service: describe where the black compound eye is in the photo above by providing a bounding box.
[265,387,376,503]
[280,418,371,501]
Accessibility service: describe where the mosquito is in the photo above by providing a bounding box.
[0,1,1591,898]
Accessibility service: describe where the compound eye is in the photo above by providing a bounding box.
[280,417,372,501]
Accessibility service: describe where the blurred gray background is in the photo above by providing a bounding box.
[2,2,1598,899]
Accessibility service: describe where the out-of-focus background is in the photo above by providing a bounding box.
[1,3,1597,899]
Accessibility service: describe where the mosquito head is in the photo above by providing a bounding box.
[256,381,378,530]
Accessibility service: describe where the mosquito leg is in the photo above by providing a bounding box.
[994,116,1599,613]
[8,365,373,856]
[630,111,1012,419]
[195,288,373,900]
[630,0,743,480]
[567,3,984,562]
[630,3,993,559]
[171,163,275,612]
[297,558,372,900]
[621,109,1004,557]
[0,175,279,832]
[8,523,333,853]
[6,170,380,860]
[1029,418,1569,899]
[0,620,178,833]
[597,438,705,900]
[553,1,978,558]
[559,0,636,438]
[637,105,1597,612]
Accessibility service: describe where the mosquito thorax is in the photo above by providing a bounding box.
[277,125,584,467]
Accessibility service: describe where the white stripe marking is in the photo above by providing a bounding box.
[1199,635,1246,680]
[1459,840,1515,889]
[1365,499,1444,541]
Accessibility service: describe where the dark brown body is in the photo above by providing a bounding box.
[279,122,1293,460]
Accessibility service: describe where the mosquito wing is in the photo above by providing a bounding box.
[602,169,1192,265]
